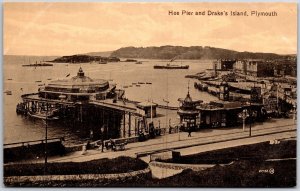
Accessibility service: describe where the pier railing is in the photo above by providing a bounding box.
[4,137,64,148]
[124,99,179,110]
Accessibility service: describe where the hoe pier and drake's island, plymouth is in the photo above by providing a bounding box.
[4,50,297,186]
[3,2,297,187]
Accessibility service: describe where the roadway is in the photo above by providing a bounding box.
[46,118,296,163]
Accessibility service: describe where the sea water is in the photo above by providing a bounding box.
[3,56,217,145]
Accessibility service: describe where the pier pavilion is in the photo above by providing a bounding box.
[177,90,202,131]
[17,67,148,141]
[38,67,116,101]
[197,101,265,128]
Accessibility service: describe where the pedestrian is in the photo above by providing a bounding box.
[101,138,104,152]
[90,129,94,140]
[188,127,192,137]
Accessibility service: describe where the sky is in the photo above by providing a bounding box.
[3,2,297,56]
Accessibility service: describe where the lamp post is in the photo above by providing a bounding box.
[249,82,256,137]
[163,99,170,130]
[293,105,297,124]
[249,98,252,137]
[240,109,248,132]
[150,83,153,123]
[44,102,48,175]
[178,125,180,141]
[100,126,104,152]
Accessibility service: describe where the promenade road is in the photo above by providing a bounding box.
[45,118,296,163]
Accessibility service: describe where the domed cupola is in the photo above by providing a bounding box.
[71,67,94,82]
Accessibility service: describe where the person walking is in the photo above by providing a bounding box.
[188,126,192,137]
[101,135,104,152]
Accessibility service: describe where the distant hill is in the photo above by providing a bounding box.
[4,55,59,65]
[111,46,289,60]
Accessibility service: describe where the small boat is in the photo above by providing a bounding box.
[28,110,59,120]
[129,85,133,87]
[125,59,137,62]
[47,78,52,80]
[35,80,42,83]
[123,86,129,88]
[132,82,137,85]
[138,82,145,84]
[99,60,107,64]
[136,84,141,87]
[146,82,152,84]
[4,90,12,95]
[38,84,44,86]
[7,79,12,81]
[135,61,142,64]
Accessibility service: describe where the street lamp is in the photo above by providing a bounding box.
[239,109,249,132]
[293,105,297,124]
[249,98,252,137]
[163,99,169,129]
[44,102,48,175]
[100,126,104,152]
[249,81,258,137]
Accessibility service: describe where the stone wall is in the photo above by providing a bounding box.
[150,161,215,171]
[4,167,151,185]
[4,141,64,163]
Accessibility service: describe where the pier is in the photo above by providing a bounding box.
[16,68,150,141]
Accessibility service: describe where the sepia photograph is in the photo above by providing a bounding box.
[3,2,297,187]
